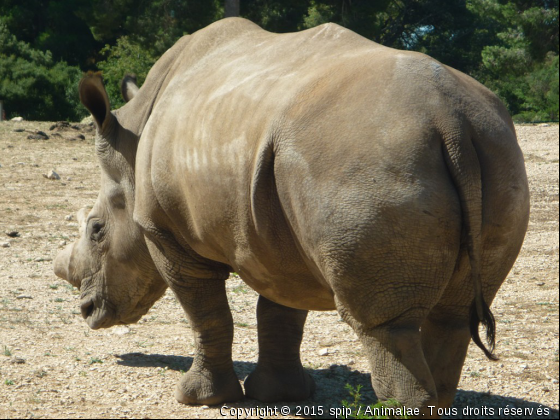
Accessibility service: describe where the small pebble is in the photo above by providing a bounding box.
[319,348,329,356]
[1,242,10,248]
[44,170,61,180]
[16,294,33,299]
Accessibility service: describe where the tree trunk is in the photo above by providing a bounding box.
[225,0,240,17]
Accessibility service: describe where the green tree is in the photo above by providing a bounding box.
[96,36,157,108]
[0,20,86,121]
[0,0,100,68]
[469,0,559,120]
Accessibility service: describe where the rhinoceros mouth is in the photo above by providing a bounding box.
[80,298,116,330]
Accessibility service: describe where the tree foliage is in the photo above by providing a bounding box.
[0,0,557,121]
[96,37,157,109]
[469,0,559,120]
[0,20,87,121]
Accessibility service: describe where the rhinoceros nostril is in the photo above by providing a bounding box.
[80,300,95,319]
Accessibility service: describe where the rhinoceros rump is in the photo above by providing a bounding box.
[54,18,529,416]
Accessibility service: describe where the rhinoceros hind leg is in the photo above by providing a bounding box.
[336,301,439,418]
[244,295,315,402]
[421,309,471,410]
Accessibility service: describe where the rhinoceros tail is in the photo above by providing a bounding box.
[469,295,497,360]
[442,128,498,361]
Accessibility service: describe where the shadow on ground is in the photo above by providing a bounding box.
[116,354,558,419]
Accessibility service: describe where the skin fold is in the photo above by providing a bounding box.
[54,18,530,417]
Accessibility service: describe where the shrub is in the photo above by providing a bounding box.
[96,36,157,109]
[0,20,87,121]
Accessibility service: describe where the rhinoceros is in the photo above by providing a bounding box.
[54,17,529,415]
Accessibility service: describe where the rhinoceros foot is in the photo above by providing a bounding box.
[244,363,315,402]
[175,366,243,405]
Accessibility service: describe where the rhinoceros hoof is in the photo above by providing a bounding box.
[244,364,315,402]
[175,368,244,405]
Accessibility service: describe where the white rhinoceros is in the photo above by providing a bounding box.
[54,17,529,416]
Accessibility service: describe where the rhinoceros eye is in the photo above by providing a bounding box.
[89,220,105,242]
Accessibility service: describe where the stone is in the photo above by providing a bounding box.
[112,326,131,336]
[44,170,61,180]
[27,131,49,140]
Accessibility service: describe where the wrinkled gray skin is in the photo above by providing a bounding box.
[54,18,530,417]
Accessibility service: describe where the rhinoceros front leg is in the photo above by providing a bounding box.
[244,295,315,401]
[144,234,243,405]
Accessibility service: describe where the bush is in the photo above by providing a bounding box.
[0,21,87,121]
[96,36,157,109]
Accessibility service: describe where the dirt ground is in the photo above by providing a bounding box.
[0,121,558,419]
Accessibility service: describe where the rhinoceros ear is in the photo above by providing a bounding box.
[120,74,139,103]
[79,72,113,131]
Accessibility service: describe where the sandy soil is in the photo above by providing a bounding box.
[0,121,558,419]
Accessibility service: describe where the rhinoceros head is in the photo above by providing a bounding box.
[54,73,167,329]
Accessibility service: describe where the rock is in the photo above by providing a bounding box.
[13,128,25,133]
[27,130,49,140]
[112,326,131,336]
[1,242,10,248]
[16,294,33,299]
[49,121,70,131]
[59,240,67,247]
[319,348,329,356]
[34,257,52,262]
[6,231,20,238]
[10,357,26,364]
[65,215,73,221]
[80,115,93,124]
[44,170,61,180]
[11,116,23,122]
